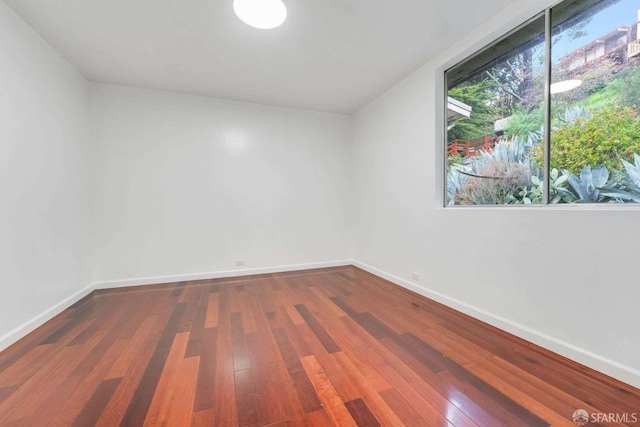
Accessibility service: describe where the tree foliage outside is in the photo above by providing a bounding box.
[447,79,499,142]
[504,105,544,138]
[448,36,544,143]
[484,45,545,113]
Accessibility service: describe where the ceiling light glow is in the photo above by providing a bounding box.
[233,0,287,30]
[550,79,582,94]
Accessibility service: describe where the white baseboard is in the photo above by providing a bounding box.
[0,282,97,352]
[92,259,353,289]
[353,260,640,390]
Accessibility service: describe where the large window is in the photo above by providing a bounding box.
[446,0,640,205]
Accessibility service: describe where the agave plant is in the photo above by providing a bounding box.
[517,169,575,204]
[447,132,540,205]
[446,164,467,206]
[563,165,608,202]
[562,165,640,203]
[620,153,640,194]
[558,105,592,125]
[447,134,543,205]
[448,137,640,204]
[488,132,539,164]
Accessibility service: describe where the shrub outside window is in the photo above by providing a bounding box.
[446,0,640,206]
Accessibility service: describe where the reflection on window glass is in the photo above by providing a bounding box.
[551,0,640,203]
[446,18,545,205]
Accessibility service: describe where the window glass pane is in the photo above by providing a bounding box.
[446,17,546,206]
[551,0,640,203]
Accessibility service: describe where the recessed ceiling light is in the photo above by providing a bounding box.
[550,79,582,94]
[233,0,287,30]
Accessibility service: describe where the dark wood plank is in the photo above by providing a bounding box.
[344,398,381,427]
[177,285,202,333]
[234,368,259,426]
[192,327,218,412]
[170,283,185,297]
[39,319,75,344]
[231,312,251,372]
[0,385,19,405]
[68,318,102,346]
[185,288,208,358]
[71,378,121,427]
[294,304,340,354]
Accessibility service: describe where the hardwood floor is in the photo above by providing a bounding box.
[0,266,638,426]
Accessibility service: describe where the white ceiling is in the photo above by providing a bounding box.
[5,0,513,114]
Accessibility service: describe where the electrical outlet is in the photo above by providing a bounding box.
[411,272,420,281]
[235,260,245,267]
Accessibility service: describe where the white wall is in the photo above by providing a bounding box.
[90,84,351,285]
[0,2,92,346]
[351,0,640,387]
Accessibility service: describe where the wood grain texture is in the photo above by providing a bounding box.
[0,266,637,426]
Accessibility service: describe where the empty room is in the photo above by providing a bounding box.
[1,0,639,425]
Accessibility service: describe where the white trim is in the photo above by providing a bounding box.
[446,96,472,123]
[92,259,353,289]
[352,260,640,389]
[0,282,97,352]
